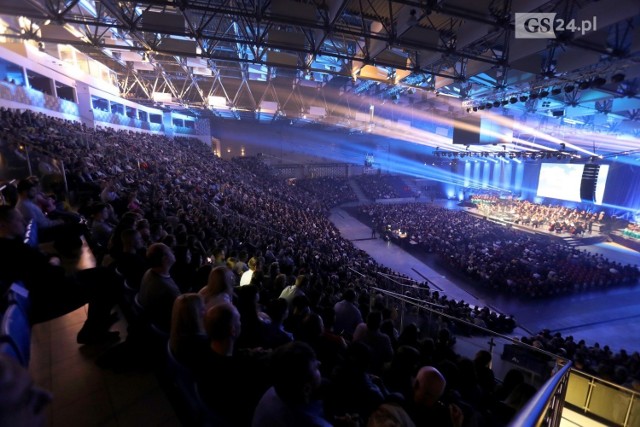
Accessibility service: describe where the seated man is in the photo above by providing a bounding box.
[0,205,119,344]
[138,243,181,333]
[14,178,85,254]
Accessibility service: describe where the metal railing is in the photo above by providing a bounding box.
[509,361,573,427]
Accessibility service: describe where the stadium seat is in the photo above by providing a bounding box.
[1,303,31,367]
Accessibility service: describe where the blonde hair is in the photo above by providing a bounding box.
[169,293,205,354]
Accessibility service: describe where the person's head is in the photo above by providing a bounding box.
[204,302,241,354]
[146,243,175,270]
[266,298,289,324]
[202,266,235,300]
[212,247,225,262]
[16,179,38,200]
[170,293,205,350]
[120,228,144,252]
[247,257,259,272]
[343,288,357,303]
[0,353,52,427]
[474,349,492,368]
[413,366,446,408]
[270,341,322,404]
[0,206,25,239]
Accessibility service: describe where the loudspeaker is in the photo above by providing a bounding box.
[580,164,600,202]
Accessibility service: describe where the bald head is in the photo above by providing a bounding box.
[413,366,446,407]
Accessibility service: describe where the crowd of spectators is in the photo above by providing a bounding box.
[0,107,538,426]
[294,176,358,209]
[522,329,640,391]
[355,174,416,200]
[2,105,640,425]
[359,202,639,298]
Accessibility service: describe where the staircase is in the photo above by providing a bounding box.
[348,178,370,204]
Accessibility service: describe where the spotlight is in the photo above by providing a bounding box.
[478,105,485,110]
[564,85,574,93]
[472,106,478,112]
[466,108,471,113]
[519,95,528,102]
[592,77,606,87]
[529,92,538,100]
[578,80,591,90]
[611,73,625,83]
[501,100,509,106]
[539,90,549,98]
[510,97,517,104]
[486,103,493,109]
[551,87,562,96]
[493,100,500,107]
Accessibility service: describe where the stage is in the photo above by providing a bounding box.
[609,230,640,253]
[462,207,610,245]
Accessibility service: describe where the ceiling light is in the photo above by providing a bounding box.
[493,101,501,107]
[519,95,528,102]
[510,97,517,104]
[564,85,574,93]
[472,106,478,112]
[539,90,549,98]
[551,87,562,96]
[529,92,538,100]
[486,103,493,109]
[501,100,508,106]
[578,80,591,90]
[592,77,606,87]
[478,105,485,110]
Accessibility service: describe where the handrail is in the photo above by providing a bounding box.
[373,286,569,365]
[508,362,573,427]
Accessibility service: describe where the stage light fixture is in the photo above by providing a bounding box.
[486,103,493,109]
[592,77,606,87]
[510,97,517,104]
[501,100,509,106]
[539,90,549,98]
[519,95,528,102]
[564,85,574,93]
[478,105,485,110]
[493,101,501,107]
[472,106,478,112]
[578,80,591,90]
[529,92,538,100]
[551,87,562,96]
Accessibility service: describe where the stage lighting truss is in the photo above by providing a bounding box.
[433,150,579,160]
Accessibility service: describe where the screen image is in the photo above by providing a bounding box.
[537,163,610,205]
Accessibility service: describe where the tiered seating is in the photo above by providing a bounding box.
[0,282,31,367]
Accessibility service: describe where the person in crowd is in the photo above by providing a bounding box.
[405,366,464,427]
[261,297,294,349]
[240,256,260,286]
[0,205,119,344]
[138,242,180,333]
[353,311,394,376]
[168,293,208,368]
[252,341,331,427]
[280,274,309,306]
[333,288,363,340]
[197,302,270,427]
[198,265,236,309]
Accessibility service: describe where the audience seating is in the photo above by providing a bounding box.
[0,296,31,367]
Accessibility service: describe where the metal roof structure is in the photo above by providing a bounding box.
[0,0,639,156]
